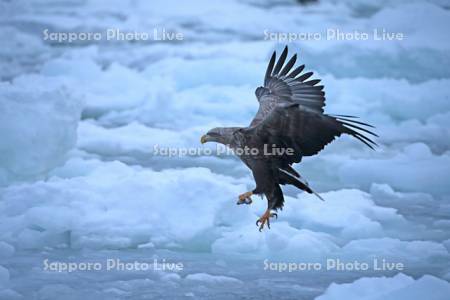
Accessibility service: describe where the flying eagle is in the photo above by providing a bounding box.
[201,46,377,231]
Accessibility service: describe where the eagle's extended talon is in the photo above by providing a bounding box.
[256,210,276,231]
[237,191,253,205]
[237,197,252,205]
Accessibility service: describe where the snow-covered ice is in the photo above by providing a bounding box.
[0,80,83,186]
[317,273,450,300]
[1,0,450,299]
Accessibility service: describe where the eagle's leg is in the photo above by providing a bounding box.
[256,209,278,231]
[237,191,253,205]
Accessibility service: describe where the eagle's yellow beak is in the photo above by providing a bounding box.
[200,135,208,144]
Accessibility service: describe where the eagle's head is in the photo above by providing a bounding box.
[200,127,238,145]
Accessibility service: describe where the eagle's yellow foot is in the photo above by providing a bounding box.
[256,209,278,231]
[237,191,253,205]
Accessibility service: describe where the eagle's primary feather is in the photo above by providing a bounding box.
[201,46,377,230]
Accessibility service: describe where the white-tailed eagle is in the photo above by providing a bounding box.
[201,46,377,231]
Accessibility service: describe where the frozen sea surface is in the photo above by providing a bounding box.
[1,0,450,299]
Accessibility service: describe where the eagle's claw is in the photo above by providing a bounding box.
[256,210,277,231]
[237,197,252,205]
[237,191,253,205]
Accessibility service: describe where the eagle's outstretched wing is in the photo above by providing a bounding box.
[250,46,325,127]
[246,46,377,160]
